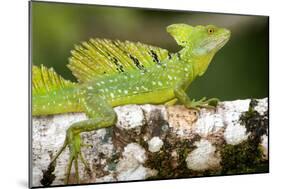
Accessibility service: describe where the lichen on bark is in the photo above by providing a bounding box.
[220,99,269,174]
[32,98,268,187]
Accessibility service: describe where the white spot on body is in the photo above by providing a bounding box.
[158,81,163,86]
[141,86,148,91]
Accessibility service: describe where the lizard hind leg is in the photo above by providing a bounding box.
[41,93,117,186]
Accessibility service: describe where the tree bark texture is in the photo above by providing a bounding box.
[31,98,268,187]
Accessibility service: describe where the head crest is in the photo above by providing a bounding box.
[166,24,193,46]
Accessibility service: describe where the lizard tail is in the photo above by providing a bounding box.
[32,64,76,96]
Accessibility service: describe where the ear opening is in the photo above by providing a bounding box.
[166,24,193,46]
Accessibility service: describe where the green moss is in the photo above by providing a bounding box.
[140,99,268,178]
[220,99,268,174]
[144,133,201,179]
[106,153,120,171]
[102,127,113,143]
[221,139,268,174]
[240,99,268,139]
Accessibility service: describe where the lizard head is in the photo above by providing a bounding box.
[167,24,231,55]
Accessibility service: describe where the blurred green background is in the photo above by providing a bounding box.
[31,1,269,101]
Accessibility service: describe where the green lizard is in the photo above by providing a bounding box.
[32,24,230,185]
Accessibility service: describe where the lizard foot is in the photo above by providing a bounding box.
[41,129,92,186]
[64,128,92,184]
[189,97,220,110]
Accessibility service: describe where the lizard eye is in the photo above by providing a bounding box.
[207,28,215,34]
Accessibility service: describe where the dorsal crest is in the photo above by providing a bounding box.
[67,38,171,83]
[32,65,75,95]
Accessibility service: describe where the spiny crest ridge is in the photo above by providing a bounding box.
[67,38,170,83]
[32,65,75,95]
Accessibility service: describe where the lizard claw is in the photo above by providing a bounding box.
[41,129,92,186]
[205,97,220,108]
[188,97,220,110]
[64,129,92,184]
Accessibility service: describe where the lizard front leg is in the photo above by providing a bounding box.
[174,80,219,109]
[41,92,116,186]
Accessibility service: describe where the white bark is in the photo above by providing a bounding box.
[31,98,268,187]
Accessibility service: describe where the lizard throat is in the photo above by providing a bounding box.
[178,47,215,78]
[192,52,215,77]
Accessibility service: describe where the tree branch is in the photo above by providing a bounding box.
[32,98,268,187]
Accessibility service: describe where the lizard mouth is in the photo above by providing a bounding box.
[197,30,230,52]
[217,30,231,49]
[216,35,230,50]
[204,30,231,52]
[190,28,231,56]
